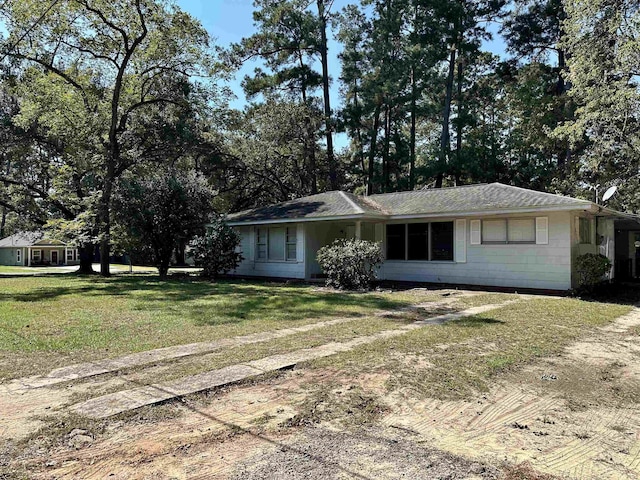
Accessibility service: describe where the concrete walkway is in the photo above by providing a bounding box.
[11,316,373,390]
[71,302,510,419]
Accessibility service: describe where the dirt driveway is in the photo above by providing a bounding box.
[2,296,639,480]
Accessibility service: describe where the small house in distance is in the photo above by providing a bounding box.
[226,183,640,292]
[0,232,79,266]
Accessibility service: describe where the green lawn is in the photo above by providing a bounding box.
[0,275,429,380]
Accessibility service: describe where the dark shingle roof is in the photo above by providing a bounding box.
[369,183,591,216]
[227,191,387,223]
[226,183,593,224]
[0,231,44,247]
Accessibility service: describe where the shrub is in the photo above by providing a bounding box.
[190,219,243,279]
[316,239,384,290]
[575,253,612,288]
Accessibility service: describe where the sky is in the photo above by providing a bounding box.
[175,0,508,113]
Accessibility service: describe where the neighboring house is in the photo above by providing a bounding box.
[0,232,80,266]
[226,183,640,291]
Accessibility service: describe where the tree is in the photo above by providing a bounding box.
[190,218,243,280]
[557,0,640,211]
[113,170,214,278]
[1,0,218,276]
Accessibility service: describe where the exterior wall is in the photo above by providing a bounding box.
[0,247,23,266]
[569,214,616,287]
[231,224,305,279]
[379,211,573,291]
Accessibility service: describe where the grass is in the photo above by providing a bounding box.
[0,275,438,379]
[310,298,631,400]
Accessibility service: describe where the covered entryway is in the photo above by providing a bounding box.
[304,220,382,279]
[614,219,640,280]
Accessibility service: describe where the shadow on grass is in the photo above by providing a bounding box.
[452,316,506,327]
[0,276,412,326]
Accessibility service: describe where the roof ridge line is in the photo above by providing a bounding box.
[339,191,364,214]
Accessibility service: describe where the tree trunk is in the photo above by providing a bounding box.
[438,45,457,188]
[317,0,337,190]
[455,55,464,186]
[98,171,114,277]
[409,65,417,190]
[0,206,6,239]
[77,244,95,274]
[382,105,391,193]
[366,104,382,196]
[299,56,318,194]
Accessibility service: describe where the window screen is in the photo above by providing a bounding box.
[268,227,285,261]
[508,219,535,243]
[256,228,267,260]
[408,223,429,260]
[386,224,406,260]
[286,227,297,261]
[431,222,454,261]
[579,218,592,244]
[482,219,507,243]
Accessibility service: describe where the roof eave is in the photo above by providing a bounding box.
[225,213,389,226]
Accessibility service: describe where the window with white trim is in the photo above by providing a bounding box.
[482,218,535,244]
[579,217,592,244]
[256,226,298,262]
[285,227,297,261]
[67,249,75,262]
[32,249,41,262]
[386,222,454,261]
[16,249,21,263]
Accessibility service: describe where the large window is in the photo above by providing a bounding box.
[482,218,535,244]
[256,226,297,262]
[386,224,406,260]
[579,218,592,244]
[386,222,454,261]
[16,249,21,263]
[32,249,41,262]
[431,222,454,261]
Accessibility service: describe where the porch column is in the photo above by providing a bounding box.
[27,247,31,266]
[355,221,362,240]
[64,247,68,265]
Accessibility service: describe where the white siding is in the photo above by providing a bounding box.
[379,211,573,291]
[231,224,306,279]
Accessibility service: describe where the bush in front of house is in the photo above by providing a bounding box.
[316,239,384,290]
[191,218,243,279]
[575,253,612,289]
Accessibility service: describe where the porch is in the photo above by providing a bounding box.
[24,246,80,267]
[615,219,640,280]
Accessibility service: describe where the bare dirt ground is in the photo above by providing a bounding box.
[2,304,640,479]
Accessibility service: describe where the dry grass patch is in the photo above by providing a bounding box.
[311,298,631,400]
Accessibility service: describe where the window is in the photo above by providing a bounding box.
[67,249,75,262]
[386,224,406,260]
[482,218,535,244]
[386,222,454,261]
[507,219,535,243]
[32,250,41,262]
[408,223,429,260]
[579,218,592,244]
[256,228,267,260]
[16,249,21,263]
[256,226,297,262]
[286,227,297,261]
[431,222,454,261]
[482,219,507,243]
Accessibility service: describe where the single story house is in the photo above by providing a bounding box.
[226,183,640,291]
[0,232,80,266]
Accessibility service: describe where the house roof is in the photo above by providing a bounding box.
[226,183,598,225]
[227,191,389,223]
[369,183,592,216]
[0,231,67,247]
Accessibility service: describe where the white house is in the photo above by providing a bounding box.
[226,183,640,291]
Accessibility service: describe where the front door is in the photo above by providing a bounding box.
[51,251,58,265]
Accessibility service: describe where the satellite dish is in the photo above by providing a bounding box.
[602,185,618,203]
